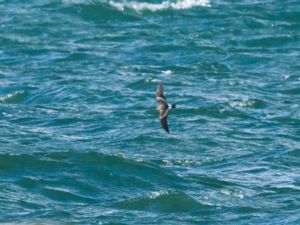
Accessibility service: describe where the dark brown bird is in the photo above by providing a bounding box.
[156,81,176,133]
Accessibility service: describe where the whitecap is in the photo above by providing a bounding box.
[221,189,244,199]
[162,70,172,75]
[62,0,90,5]
[145,78,161,83]
[229,99,256,108]
[0,91,24,103]
[149,190,169,199]
[109,0,210,12]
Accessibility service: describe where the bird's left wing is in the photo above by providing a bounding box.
[160,116,169,133]
[159,108,169,133]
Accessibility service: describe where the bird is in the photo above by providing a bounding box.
[156,81,176,133]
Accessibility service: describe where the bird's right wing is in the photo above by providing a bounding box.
[156,82,165,100]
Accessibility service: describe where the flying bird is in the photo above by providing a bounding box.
[156,81,176,133]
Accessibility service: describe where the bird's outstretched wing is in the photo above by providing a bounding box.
[160,113,169,133]
[156,81,170,133]
[156,81,166,101]
[156,81,168,109]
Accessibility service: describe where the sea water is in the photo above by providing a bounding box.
[0,0,300,224]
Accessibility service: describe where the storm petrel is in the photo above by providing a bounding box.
[156,81,176,133]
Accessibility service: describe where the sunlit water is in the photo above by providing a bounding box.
[1,0,300,224]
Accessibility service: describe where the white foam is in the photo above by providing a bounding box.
[162,70,172,75]
[221,189,244,199]
[109,0,210,12]
[145,78,161,83]
[149,190,168,199]
[62,0,88,5]
[229,99,256,108]
[0,91,24,102]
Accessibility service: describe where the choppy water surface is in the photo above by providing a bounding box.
[1,0,300,224]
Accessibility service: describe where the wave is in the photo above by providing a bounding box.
[113,190,210,212]
[229,98,266,109]
[0,151,184,191]
[109,0,210,12]
[0,91,26,104]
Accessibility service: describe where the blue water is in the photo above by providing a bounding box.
[1,0,300,224]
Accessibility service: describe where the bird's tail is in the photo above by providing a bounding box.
[171,104,176,109]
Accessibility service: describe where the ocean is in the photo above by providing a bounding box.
[0,0,300,224]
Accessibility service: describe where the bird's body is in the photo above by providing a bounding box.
[156,82,175,133]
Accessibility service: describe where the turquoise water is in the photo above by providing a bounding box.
[1,0,300,224]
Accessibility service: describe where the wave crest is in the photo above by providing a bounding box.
[0,91,26,104]
[109,0,210,12]
[113,190,209,212]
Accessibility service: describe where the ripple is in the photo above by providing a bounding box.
[42,186,96,203]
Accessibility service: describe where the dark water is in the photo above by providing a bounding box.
[1,0,300,224]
